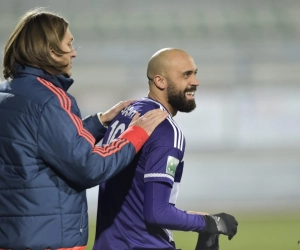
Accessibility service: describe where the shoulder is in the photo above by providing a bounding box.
[131,98,185,149]
[133,97,163,115]
[149,116,185,151]
[1,76,58,109]
[12,76,57,102]
[113,97,163,123]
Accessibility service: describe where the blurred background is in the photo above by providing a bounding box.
[1,0,299,249]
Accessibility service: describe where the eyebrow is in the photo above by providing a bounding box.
[183,69,197,75]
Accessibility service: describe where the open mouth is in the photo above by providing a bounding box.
[185,91,195,99]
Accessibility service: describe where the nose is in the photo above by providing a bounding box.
[71,49,77,58]
[192,75,200,86]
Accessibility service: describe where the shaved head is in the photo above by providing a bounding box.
[147,48,189,81]
[146,48,199,116]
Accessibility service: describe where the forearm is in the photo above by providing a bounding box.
[82,114,107,143]
[39,102,149,189]
[144,181,206,232]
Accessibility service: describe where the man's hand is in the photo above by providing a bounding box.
[129,109,168,136]
[203,213,238,240]
[99,99,136,126]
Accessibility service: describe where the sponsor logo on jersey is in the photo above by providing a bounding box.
[166,156,179,177]
[121,105,136,118]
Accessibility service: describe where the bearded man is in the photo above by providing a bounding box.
[93,48,238,250]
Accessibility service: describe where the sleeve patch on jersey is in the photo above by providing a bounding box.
[166,156,179,177]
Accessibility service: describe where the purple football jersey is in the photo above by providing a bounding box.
[93,97,185,250]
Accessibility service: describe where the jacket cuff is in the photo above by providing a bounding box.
[91,114,107,130]
[97,112,108,128]
[119,125,149,153]
[84,114,107,142]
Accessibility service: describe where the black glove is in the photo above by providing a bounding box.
[203,213,238,240]
[195,232,219,250]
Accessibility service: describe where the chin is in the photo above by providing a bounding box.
[65,70,72,77]
[64,66,72,77]
[62,71,72,78]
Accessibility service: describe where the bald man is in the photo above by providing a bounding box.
[93,48,238,250]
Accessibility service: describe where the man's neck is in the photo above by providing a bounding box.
[147,92,177,117]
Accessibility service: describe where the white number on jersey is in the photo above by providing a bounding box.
[106,120,126,144]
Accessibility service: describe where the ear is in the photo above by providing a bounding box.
[153,75,166,90]
[49,47,56,60]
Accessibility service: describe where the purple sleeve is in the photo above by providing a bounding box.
[143,181,206,232]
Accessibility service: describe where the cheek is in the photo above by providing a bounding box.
[60,44,73,56]
[62,54,71,62]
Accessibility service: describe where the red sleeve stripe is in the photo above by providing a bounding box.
[93,139,129,156]
[93,139,122,154]
[38,78,96,145]
[92,139,129,156]
[40,80,95,146]
[2,245,86,249]
[37,77,95,146]
[57,247,86,250]
[37,77,131,158]
[37,77,95,145]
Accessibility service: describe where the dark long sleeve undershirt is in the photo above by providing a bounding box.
[144,181,207,232]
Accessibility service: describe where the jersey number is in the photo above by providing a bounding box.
[106,120,127,143]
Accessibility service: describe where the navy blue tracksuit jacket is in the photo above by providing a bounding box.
[0,64,148,249]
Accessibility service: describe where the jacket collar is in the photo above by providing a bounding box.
[14,63,74,91]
